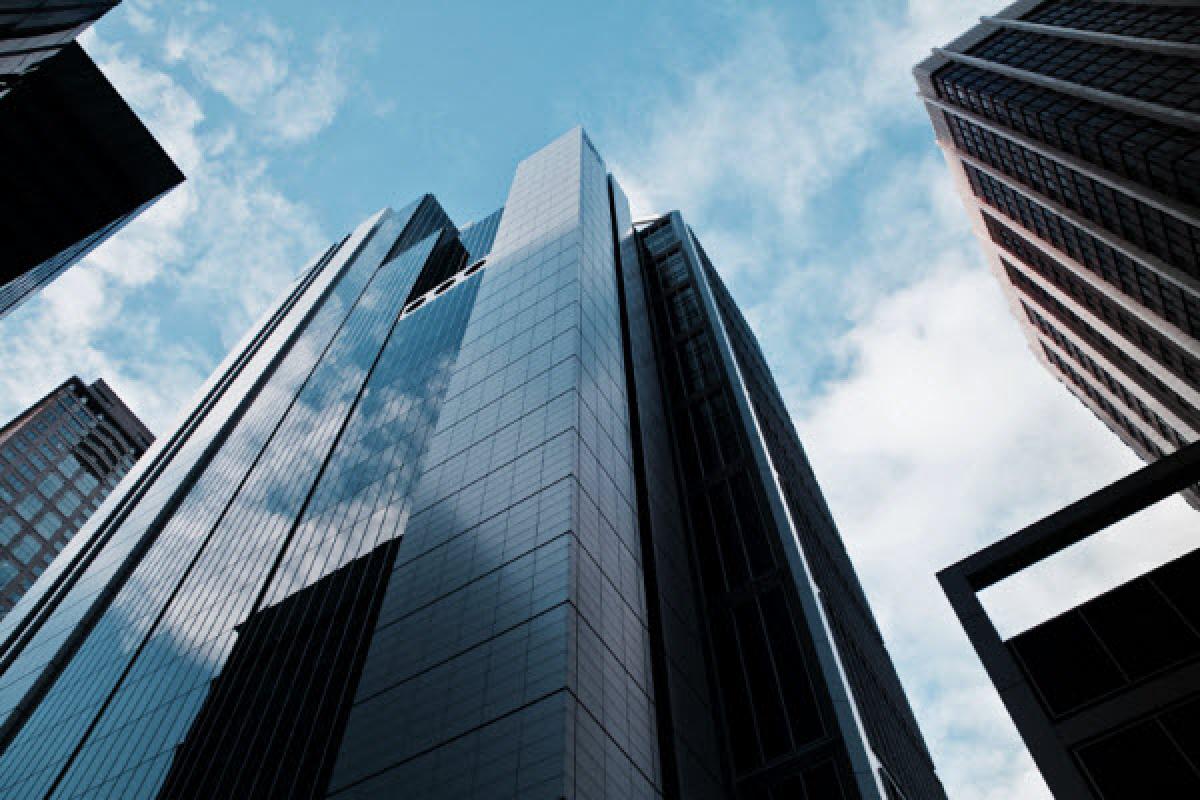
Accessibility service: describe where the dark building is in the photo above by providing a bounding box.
[0,2,184,320]
[0,130,943,799]
[0,377,152,616]
[940,440,1200,799]
[915,0,1200,498]
[0,1,117,97]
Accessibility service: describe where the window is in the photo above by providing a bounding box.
[0,517,19,546]
[667,288,703,334]
[15,494,42,522]
[0,559,16,587]
[680,336,719,393]
[644,225,678,257]
[34,512,61,539]
[657,252,690,290]
[54,490,82,517]
[75,471,99,495]
[12,536,39,565]
[38,473,63,499]
[58,454,81,479]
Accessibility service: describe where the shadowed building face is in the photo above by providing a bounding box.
[0,1,183,320]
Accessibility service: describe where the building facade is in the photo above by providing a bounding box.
[940,441,1200,799]
[0,1,184,320]
[915,0,1200,493]
[0,377,152,616]
[0,130,943,799]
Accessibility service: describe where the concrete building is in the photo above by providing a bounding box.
[0,377,152,615]
[0,2,183,319]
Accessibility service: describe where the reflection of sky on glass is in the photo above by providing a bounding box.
[0,206,446,797]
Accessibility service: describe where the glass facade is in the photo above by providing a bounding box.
[0,378,152,618]
[916,1,1200,501]
[0,129,942,798]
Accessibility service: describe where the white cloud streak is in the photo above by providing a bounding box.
[605,1,1194,797]
[0,12,334,435]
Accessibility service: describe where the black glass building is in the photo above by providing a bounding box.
[0,377,152,617]
[915,0,1200,501]
[0,1,184,319]
[0,130,943,799]
[0,1,117,97]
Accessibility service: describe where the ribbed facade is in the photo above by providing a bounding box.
[915,0,1200,500]
[0,378,153,616]
[0,130,941,799]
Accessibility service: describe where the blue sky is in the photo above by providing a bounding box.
[1,1,1196,797]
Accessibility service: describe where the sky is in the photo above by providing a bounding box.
[0,0,1195,796]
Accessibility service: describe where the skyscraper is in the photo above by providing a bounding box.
[915,0,1200,492]
[0,130,943,799]
[0,377,153,616]
[0,2,184,320]
[0,1,117,97]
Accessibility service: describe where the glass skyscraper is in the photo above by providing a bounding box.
[915,0,1200,502]
[0,130,943,799]
[0,377,152,617]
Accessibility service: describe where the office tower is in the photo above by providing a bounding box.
[0,130,943,799]
[941,440,1200,799]
[0,377,152,616]
[915,1,1200,492]
[0,1,184,320]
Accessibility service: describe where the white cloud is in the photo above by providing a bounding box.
[163,14,350,145]
[0,17,331,436]
[605,1,1192,797]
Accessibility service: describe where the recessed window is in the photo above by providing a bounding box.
[15,494,42,522]
[12,535,39,565]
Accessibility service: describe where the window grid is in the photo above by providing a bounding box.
[1023,1,1200,44]
[967,29,1200,113]
[933,63,1200,208]
[1006,259,1199,437]
[965,163,1200,340]
[947,112,1200,276]
[984,212,1200,390]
